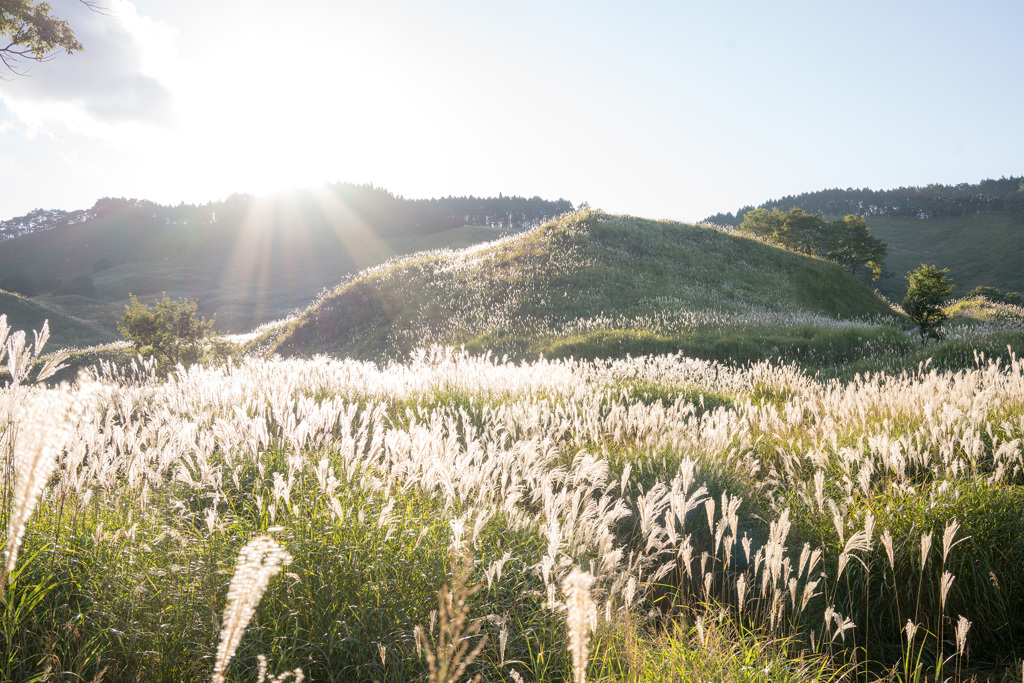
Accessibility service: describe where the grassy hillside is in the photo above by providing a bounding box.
[274,209,901,364]
[864,212,1024,302]
[0,290,118,349]
[0,200,523,339]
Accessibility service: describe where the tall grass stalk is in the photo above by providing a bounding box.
[211,535,294,683]
[1,381,91,591]
[414,551,488,683]
[563,569,596,683]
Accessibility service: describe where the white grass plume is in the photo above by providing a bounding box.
[880,529,895,570]
[211,535,293,683]
[919,532,933,572]
[955,615,971,657]
[255,654,304,683]
[414,550,488,683]
[563,568,596,683]
[2,381,94,590]
[942,518,962,562]
[940,571,955,611]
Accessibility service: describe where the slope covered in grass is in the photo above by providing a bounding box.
[0,291,118,349]
[5,342,1024,681]
[0,196,526,338]
[865,212,1024,302]
[274,209,901,363]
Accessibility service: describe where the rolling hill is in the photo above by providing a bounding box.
[273,209,901,363]
[705,177,1024,302]
[0,189,535,339]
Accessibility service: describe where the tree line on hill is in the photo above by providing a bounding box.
[730,207,887,279]
[0,207,93,239]
[705,176,1024,225]
[0,183,575,242]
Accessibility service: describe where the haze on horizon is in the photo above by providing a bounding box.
[0,0,1021,224]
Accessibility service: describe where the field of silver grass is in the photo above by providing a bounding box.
[3,318,1024,680]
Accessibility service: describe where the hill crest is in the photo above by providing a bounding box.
[273,209,899,361]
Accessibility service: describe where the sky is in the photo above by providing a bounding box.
[1,0,1022,223]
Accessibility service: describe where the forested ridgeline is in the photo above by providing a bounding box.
[0,183,574,240]
[706,176,1024,225]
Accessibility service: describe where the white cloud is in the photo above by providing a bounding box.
[0,0,180,134]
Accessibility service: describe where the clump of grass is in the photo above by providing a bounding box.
[592,605,846,682]
[414,551,488,683]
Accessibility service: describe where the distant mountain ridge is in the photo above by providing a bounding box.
[705,176,1024,225]
[1,183,573,241]
[705,176,1024,302]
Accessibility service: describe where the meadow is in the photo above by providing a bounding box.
[3,210,1024,681]
[3,320,1024,680]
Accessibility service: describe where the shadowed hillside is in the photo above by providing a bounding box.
[274,209,900,363]
[865,213,1024,301]
[0,290,118,349]
[0,186,561,338]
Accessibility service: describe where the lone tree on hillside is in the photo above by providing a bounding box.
[775,207,825,255]
[903,264,954,344]
[739,207,786,241]
[118,294,215,368]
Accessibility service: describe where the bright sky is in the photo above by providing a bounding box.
[1,0,1021,223]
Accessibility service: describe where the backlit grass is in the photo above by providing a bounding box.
[4,319,1024,680]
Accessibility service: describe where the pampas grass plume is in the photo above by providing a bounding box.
[956,616,971,657]
[940,571,955,611]
[211,535,292,683]
[563,568,596,683]
[2,382,94,590]
[919,533,933,572]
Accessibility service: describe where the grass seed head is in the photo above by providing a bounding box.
[563,569,596,683]
[2,381,96,590]
[956,616,971,657]
[211,535,292,683]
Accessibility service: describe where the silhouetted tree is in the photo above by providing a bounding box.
[903,264,954,344]
[0,1,104,74]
